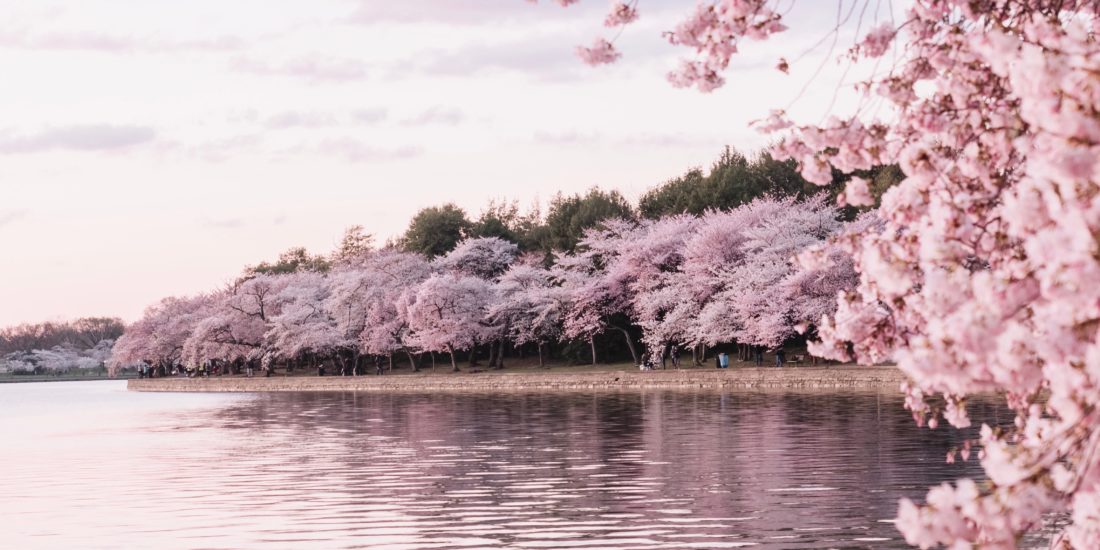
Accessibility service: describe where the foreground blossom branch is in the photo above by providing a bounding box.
[550,0,1100,547]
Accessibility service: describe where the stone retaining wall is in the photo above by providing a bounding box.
[128,366,905,393]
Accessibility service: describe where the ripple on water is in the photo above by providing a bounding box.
[1,382,1004,549]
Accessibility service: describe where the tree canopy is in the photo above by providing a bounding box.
[402,203,472,257]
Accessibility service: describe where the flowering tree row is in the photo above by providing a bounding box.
[111,195,858,374]
[554,0,1100,546]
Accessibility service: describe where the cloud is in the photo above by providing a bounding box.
[260,109,389,129]
[401,106,464,126]
[202,217,245,229]
[618,133,716,148]
[533,130,600,145]
[0,125,156,154]
[316,139,423,163]
[351,108,388,125]
[410,39,588,82]
[264,111,339,129]
[343,0,603,25]
[0,28,243,53]
[232,55,369,82]
[0,209,28,228]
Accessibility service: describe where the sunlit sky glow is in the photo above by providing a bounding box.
[0,0,885,326]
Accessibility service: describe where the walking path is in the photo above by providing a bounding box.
[128,366,905,393]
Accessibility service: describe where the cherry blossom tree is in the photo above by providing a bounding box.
[708,195,840,348]
[435,237,518,366]
[596,215,698,364]
[183,274,290,368]
[268,271,344,373]
[109,294,214,374]
[403,273,495,372]
[556,0,1100,546]
[354,249,433,370]
[555,219,642,364]
[434,236,518,280]
[490,263,567,367]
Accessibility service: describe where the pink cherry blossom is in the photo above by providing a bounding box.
[576,37,620,66]
[604,2,638,27]
[547,0,1100,545]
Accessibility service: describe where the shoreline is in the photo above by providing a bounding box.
[2,375,133,384]
[127,366,905,393]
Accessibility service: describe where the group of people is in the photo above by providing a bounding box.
[718,348,787,368]
[638,345,790,371]
[316,356,388,377]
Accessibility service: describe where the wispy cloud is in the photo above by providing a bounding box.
[401,106,464,126]
[619,133,716,148]
[351,108,388,125]
[260,109,389,129]
[410,39,587,83]
[316,139,423,162]
[202,216,245,230]
[0,28,243,53]
[344,0,604,25]
[0,209,28,228]
[232,55,369,82]
[533,130,601,145]
[0,125,155,154]
[264,111,339,129]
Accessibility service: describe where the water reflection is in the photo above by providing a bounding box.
[1,382,1002,549]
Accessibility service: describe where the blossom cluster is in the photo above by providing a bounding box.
[555,0,1100,546]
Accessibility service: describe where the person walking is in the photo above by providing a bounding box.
[775,348,786,368]
[375,356,384,376]
[670,346,680,368]
[719,352,730,369]
[754,346,764,366]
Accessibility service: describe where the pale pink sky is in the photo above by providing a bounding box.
[0,0,882,326]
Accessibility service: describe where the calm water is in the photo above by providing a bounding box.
[1,381,1005,549]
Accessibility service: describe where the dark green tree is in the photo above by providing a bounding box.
[330,225,374,265]
[639,147,808,218]
[469,200,521,244]
[247,247,330,276]
[543,188,634,253]
[402,203,472,257]
[639,146,905,220]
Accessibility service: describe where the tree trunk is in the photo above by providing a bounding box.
[431,351,436,371]
[448,346,459,372]
[496,340,505,369]
[537,342,545,368]
[660,344,667,369]
[589,335,597,365]
[405,349,419,372]
[487,340,498,369]
[388,353,394,372]
[468,345,478,367]
[610,325,639,365]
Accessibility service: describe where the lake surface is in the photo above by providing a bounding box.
[1,381,1005,549]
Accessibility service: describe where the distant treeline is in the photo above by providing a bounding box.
[0,317,125,375]
[248,147,900,276]
[0,318,125,355]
